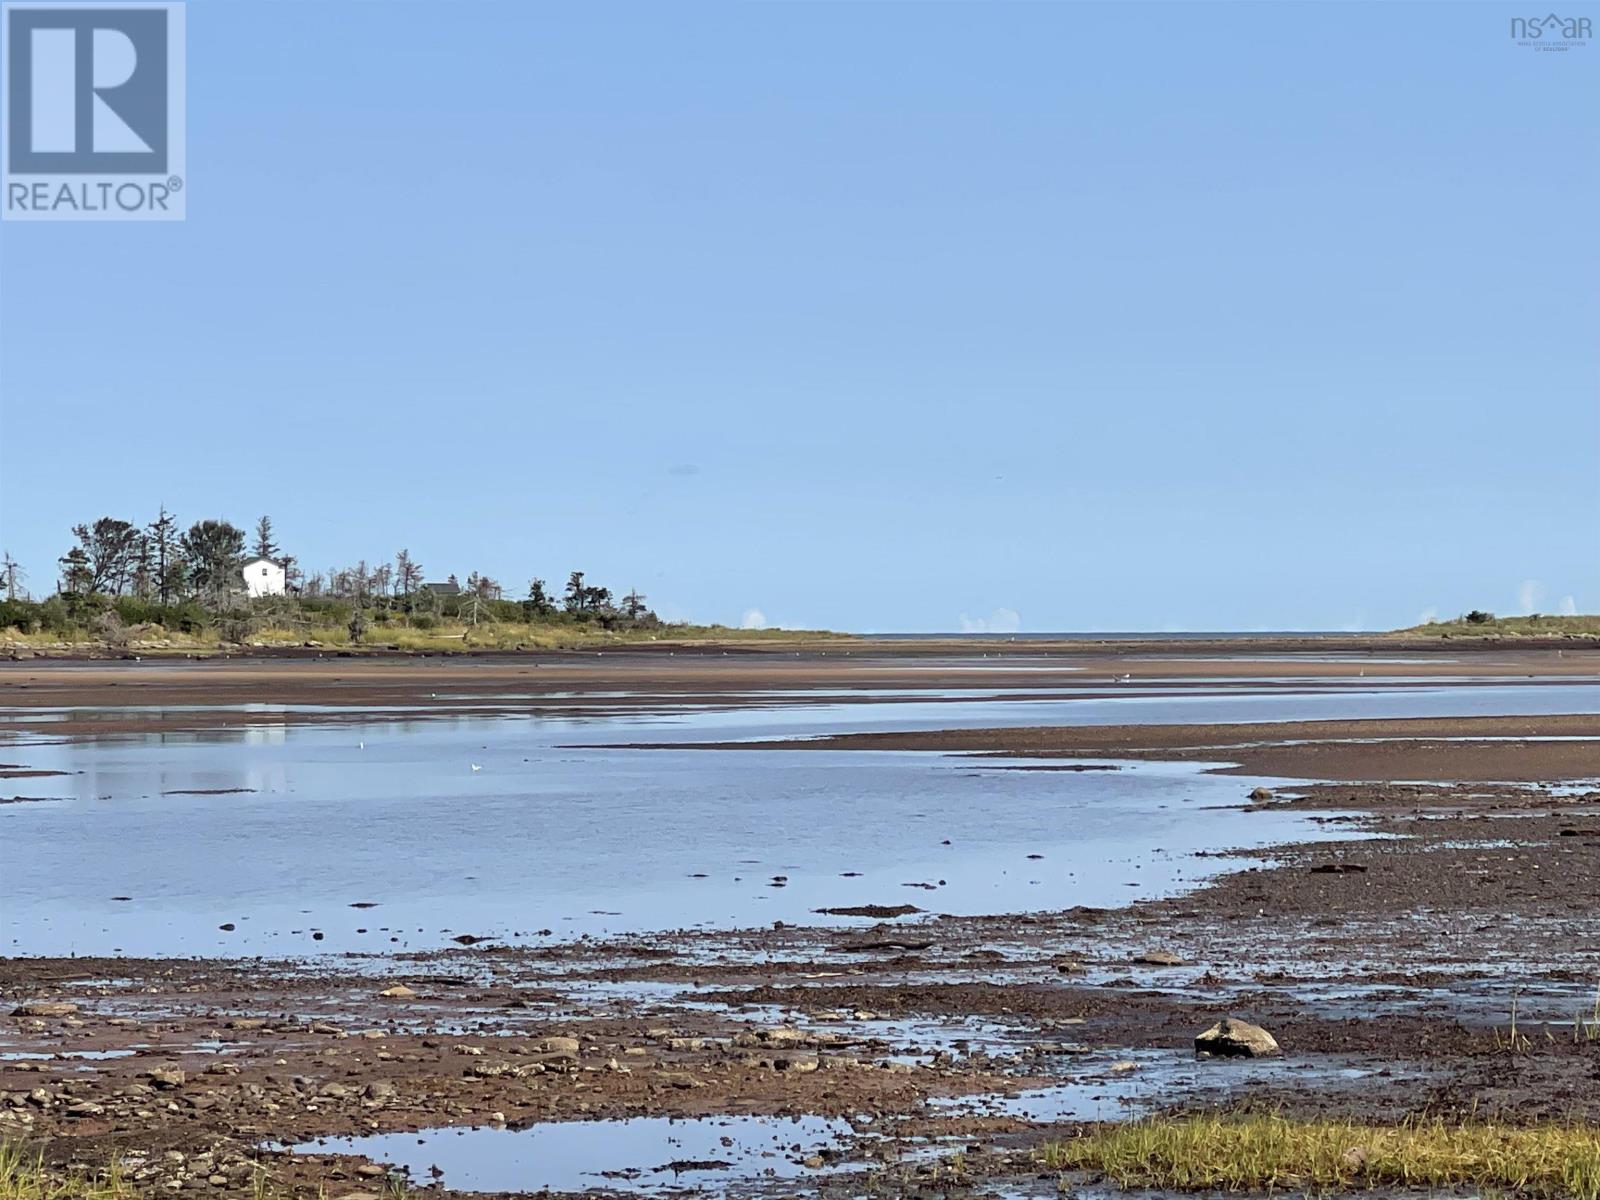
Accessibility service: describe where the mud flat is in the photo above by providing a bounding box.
[1,647,1597,1197]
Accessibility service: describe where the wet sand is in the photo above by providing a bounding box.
[2,646,1598,1197]
[660,713,1600,782]
[3,643,1598,742]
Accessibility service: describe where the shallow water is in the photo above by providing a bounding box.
[292,1113,857,1194]
[2,680,1594,957]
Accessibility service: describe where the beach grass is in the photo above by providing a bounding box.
[1039,1114,1600,1198]
[1398,613,1600,638]
[0,618,846,654]
[0,1144,133,1200]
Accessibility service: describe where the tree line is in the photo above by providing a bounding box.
[0,511,660,639]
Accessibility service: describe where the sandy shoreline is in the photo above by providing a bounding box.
[647,713,1600,782]
[2,647,1598,1197]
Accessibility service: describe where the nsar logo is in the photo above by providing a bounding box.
[1510,12,1591,50]
[2,2,185,221]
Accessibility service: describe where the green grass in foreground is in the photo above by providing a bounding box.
[0,1144,130,1200]
[1041,1114,1600,1198]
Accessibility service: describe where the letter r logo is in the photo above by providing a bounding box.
[5,6,169,173]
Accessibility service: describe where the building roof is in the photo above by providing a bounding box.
[420,581,461,596]
[242,556,287,569]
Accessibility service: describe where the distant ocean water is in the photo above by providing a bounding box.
[869,631,1352,641]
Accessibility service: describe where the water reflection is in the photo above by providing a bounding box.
[3,680,1594,958]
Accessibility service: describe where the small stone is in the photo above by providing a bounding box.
[1133,949,1185,966]
[9,1002,78,1018]
[761,1027,808,1045]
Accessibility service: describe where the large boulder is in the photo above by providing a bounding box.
[1195,1017,1280,1058]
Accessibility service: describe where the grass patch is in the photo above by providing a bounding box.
[0,1143,132,1200]
[1040,1114,1600,1198]
[1396,613,1600,638]
[2,618,848,654]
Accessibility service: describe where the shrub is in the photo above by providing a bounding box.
[89,611,129,647]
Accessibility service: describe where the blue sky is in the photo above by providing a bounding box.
[1,1,1596,632]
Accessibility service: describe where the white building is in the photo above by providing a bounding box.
[241,556,287,599]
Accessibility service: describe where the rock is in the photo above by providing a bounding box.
[536,1036,580,1055]
[10,1002,79,1018]
[363,1080,397,1101]
[224,1018,266,1031]
[145,1068,186,1089]
[354,1165,386,1178]
[812,904,922,918]
[65,1101,105,1118]
[1248,787,1275,802]
[376,985,417,999]
[761,1027,808,1045]
[1132,950,1185,966]
[1195,1017,1280,1058]
[1310,863,1368,874]
[319,1082,351,1098]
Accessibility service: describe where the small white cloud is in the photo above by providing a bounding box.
[1418,606,1439,625]
[740,608,767,630]
[959,607,1021,634]
[1559,595,1578,616]
[1517,579,1545,615]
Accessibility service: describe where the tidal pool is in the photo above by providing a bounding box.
[293,1113,856,1194]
